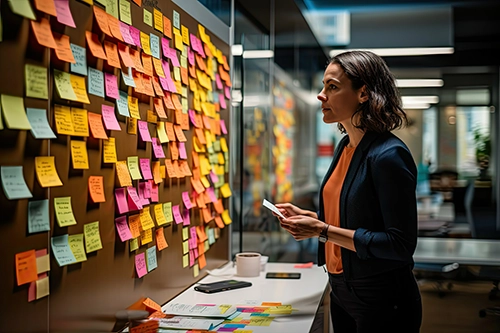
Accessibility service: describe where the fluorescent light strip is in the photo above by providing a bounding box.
[402,103,431,110]
[330,47,454,57]
[401,96,439,104]
[242,50,274,59]
[396,79,444,88]
[232,44,243,56]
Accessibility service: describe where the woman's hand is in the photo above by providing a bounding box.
[280,215,324,241]
[274,203,317,219]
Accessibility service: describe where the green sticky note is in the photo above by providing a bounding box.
[54,197,77,227]
[204,240,210,252]
[182,228,188,241]
[127,156,142,180]
[173,10,180,29]
[88,67,105,97]
[182,241,189,254]
[143,9,153,27]
[70,44,87,76]
[106,0,119,18]
[0,102,4,130]
[51,234,77,267]
[84,221,103,253]
[146,245,157,271]
[182,254,188,268]
[130,238,139,251]
[68,233,87,262]
[8,0,36,20]
[25,64,48,99]
[173,67,181,81]
[26,108,56,139]
[193,263,199,277]
[119,0,132,25]
[163,202,173,223]
[53,70,77,101]
[0,95,31,130]
[28,199,50,233]
[1,166,32,200]
[117,90,130,117]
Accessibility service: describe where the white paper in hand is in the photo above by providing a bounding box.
[263,199,285,219]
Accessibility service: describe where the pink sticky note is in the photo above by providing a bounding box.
[215,74,223,90]
[135,253,147,278]
[144,181,152,198]
[168,49,180,67]
[219,95,227,110]
[183,209,191,226]
[194,248,199,258]
[189,250,195,267]
[206,187,218,203]
[137,185,150,206]
[138,121,152,142]
[190,227,197,244]
[161,38,171,57]
[54,0,76,28]
[101,105,121,130]
[28,272,48,302]
[150,180,159,202]
[209,171,219,184]
[129,26,141,49]
[189,34,198,52]
[188,49,195,66]
[294,262,314,268]
[139,158,153,180]
[197,39,205,58]
[159,76,169,91]
[188,110,199,128]
[224,86,231,100]
[127,187,143,211]
[152,138,165,158]
[220,119,228,135]
[115,216,133,242]
[119,22,135,45]
[182,191,193,210]
[178,142,187,160]
[115,188,129,214]
[172,205,183,224]
[104,73,120,99]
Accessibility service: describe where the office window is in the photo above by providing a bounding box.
[422,107,438,172]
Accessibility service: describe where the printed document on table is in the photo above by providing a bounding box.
[262,199,285,219]
[163,303,236,318]
[157,316,224,330]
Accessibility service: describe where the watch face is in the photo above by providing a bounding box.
[319,235,327,243]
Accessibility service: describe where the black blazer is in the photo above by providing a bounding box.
[317,131,418,280]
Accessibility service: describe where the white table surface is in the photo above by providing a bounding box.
[162,262,330,333]
[414,237,500,266]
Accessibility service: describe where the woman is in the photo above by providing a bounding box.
[276,51,422,333]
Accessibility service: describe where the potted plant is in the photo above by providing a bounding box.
[473,127,491,180]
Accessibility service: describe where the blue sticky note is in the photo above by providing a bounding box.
[251,313,270,316]
[28,199,50,233]
[26,108,56,139]
[1,166,32,200]
[117,90,130,117]
[146,245,158,271]
[227,311,241,320]
[70,44,87,76]
[223,324,247,328]
[51,234,77,267]
[207,228,216,245]
[88,67,105,97]
[150,33,160,59]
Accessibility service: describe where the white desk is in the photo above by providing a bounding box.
[414,237,500,266]
[162,262,330,333]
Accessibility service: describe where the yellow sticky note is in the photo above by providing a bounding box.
[163,202,173,223]
[119,0,132,25]
[53,105,75,135]
[70,140,89,169]
[141,32,152,55]
[157,122,169,143]
[0,94,31,130]
[182,254,188,268]
[127,156,142,180]
[71,107,89,137]
[220,137,228,152]
[174,31,183,51]
[222,209,232,225]
[154,204,167,226]
[182,227,188,241]
[25,64,48,99]
[54,197,77,227]
[193,263,199,277]
[70,74,90,104]
[140,207,155,230]
[143,8,153,27]
[220,183,232,198]
[68,233,87,262]
[127,117,137,134]
[200,176,210,188]
[130,238,139,251]
[8,0,36,20]
[106,0,119,19]
[35,156,63,187]
[153,8,163,32]
[182,241,188,254]
[36,255,50,274]
[103,137,117,163]
[128,96,140,119]
[84,221,103,253]
[53,69,77,101]
[173,67,181,81]
[36,276,50,300]
[181,25,189,45]
[140,227,153,245]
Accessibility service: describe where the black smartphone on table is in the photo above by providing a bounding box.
[194,280,252,293]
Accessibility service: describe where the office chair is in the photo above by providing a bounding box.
[413,262,460,298]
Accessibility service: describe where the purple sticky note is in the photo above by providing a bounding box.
[101,105,121,130]
[119,22,135,45]
[219,94,226,109]
[150,180,159,203]
[188,49,195,66]
[206,187,218,203]
[115,216,133,242]
[220,119,228,135]
[182,191,193,210]
[172,205,183,224]
[139,158,153,179]
[152,138,165,158]
[224,86,231,100]
[127,186,143,211]
[178,142,187,160]
[115,188,129,214]
[54,0,76,28]
[129,26,141,49]
[104,73,120,99]
[135,253,147,278]
[218,328,238,332]
[138,121,152,142]
[209,171,219,184]
[215,74,223,90]
[183,209,190,226]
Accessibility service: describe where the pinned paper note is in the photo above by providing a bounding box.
[26,108,56,139]
[88,176,105,203]
[117,91,130,117]
[135,252,147,278]
[51,234,77,266]
[53,69,77,101]
[25,64,48,99]
[88,112,108,139]
[71,107,89,136]
[1,166,32,200]
[101,105,121,130]
[15,250,38,286]
[70,140,89,169]
[1,94,32,130]
[70,74,90,104]
[150,33,160,59]
[116,161,133,187]
[127,156,142,180]
[9,0,36,20]
[54,0,76,27]
[84,221,103,253]
[31,18,57,49]
[35,156,63,188]
[103,137,118,163]
[70,44,87,75]
[54,196,77,227]
[28,199,50,233]
[115,216,133,242]
[146,245,157,271]
[68,233,87,262]
[85,31,107,59]
[138,120,152,142]
[54,105,75,136]
[104,72,120,99]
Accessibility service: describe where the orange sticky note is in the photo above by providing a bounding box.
[191,178,205,194]
[180,67,188,85]
[162,93,175,110]
[172,160,182,178]
[172,94,182,110]
[164,159,176,178]
[198,253,207,269]
[88,112,108,139]
[118,43,134,68]
[88,176,105,203]
[93,6,112,36]
[214,215,225,229]
[169,142,179,160]
[128,214,141,238]
[15,250,38,286]
[148,311,166,319]
[262,302,282,306]
[155,228,168,251]
[53,33,76,63]
[34,0,57,16]
[153,98,167,119]
[143,298,161,312]
[142,75,155,97]
[173,125,187,142]
[85,31,107,60]
[31,18,57,49]
[152,58,165,78]
[116,161,133,187]
[107,14,124,41]
[129,48,145,73]
[179,161,192,177]
[104,41,121,68]
[132,0,141,6]
[164,122,176,141]
[163,16,172,39]
[141,53,153,77]
[152,77,164,97]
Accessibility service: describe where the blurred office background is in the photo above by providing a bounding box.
[199,0,500,331]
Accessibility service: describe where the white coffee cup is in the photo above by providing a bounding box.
[235,252,261,277]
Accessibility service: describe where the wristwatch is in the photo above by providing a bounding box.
[318,223,329,243]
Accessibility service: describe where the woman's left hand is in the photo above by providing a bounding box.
[280,215,324,241]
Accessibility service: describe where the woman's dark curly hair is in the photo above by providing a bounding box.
[329,50,408,134]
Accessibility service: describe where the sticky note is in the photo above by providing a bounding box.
[222,209,232,225]
[119,24,135,46]
[85,31,107,60]
[139,158,152,180]
[152,138,165,158]
[128,96,140,119]
[70,74,90,104]
[104,41,121,68]
[135,252,147,278]
[104,72,120,99]
[34,0,56,16]
[156,228,168,250]
[31,18,57,49]
[51,234,77,266]
[220,183,232,198]
[116,216,133,242]
[140,32,152,55]
[88,112,108,139]
[143,8,153,26]
[71,107,89,136]
[173,10,180,29]
[84,221,103,253]
[54,0,75,27]
[1,166,32,200]
[140,227,153,245]
[70,140,89,169]
[54,196,77,227]
[53,69,77,101]
[163,16,172,38]
[15,250,38,286]
[150,33,160,59]
[116,91,130,117]
[25,64,48,99]
[103,137,117,163]
[122,67,136,87]
[119,0,132,25]
[70,44,87,75]
[26,108,56,139]
[101,105,121,130]
[130,238,139,251]
[68,233,87,262]
[35,156,63,188]
[114,188,129,214]
[116,161,133,187]
[172,205,183,224]
[93,5,111,36]
[163,202,173,223]
[106,0,119,19]
[36,253,50,274]
[88,176,105,203]
[27,199,50,233]
[127,156,142,180]
[146,245,157,271]
[0,94,32,130]
[138,120,152,142]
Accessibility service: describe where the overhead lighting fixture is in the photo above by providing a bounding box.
[329,47,454,58]
[401,96,439,104]
[232,44,243,56]
[242,50,274,59]
[402,103,431,110]
[396,79,444,88]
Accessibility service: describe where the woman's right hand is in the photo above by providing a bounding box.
[274,203,318,219]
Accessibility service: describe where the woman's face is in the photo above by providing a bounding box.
[317,63,365,124]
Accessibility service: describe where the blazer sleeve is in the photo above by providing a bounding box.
[353,145,418,261]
